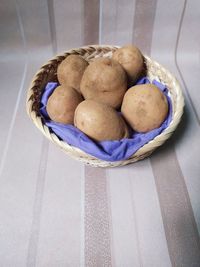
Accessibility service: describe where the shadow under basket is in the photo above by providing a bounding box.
[26,45,184,167]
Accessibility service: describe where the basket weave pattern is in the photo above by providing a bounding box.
[26,45,184,167]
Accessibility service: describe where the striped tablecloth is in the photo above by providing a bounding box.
[0,0,200,266]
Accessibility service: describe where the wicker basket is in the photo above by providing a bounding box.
[26,45,184,167]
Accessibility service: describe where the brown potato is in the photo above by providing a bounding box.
[80,58,127,109]
[57,55,88,93]
[121,84,168,132]
[74,100,129,141]
[46,85,83,124]
[112,45,144,86]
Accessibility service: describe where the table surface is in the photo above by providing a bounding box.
[1,0,200,266]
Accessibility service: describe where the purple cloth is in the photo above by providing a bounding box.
[40,78,172,161]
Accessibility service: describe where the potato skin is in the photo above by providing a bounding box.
[112,45,144,85]
[46,85,83,124]
[57,55,88,93]
[80,58,127,109]
[121,84,168,132]
[74,100,129,141]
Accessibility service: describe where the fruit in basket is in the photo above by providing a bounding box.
[121,84,168,132]
[80,58,127,109]
[57,55,88,93]
[112,45,144,86]
[74,100,129,141]
[46,85,83,124]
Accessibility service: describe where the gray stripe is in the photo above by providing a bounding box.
[151,144,200,267]
[174,0,200,125]
[26,138,49,267]
[83,0,99,45]
[132,0,157,55]
[84,167,112,267]
[47,0,57,54]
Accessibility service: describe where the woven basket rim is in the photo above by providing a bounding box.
[26,45,184,167]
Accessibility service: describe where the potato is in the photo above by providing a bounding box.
[112,45,144,86]
[121,84,168,132]
[74,99,129,141]
[57,55,88,93]
[46,85,83,124]
[80,58,127,109]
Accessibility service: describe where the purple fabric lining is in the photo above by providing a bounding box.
[40,78,172,161]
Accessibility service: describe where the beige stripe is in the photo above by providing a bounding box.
[151,144,200,266]
[132,0,157,54]
[83,0,99,45]
[26,138,49,266]
[85,166,112,267]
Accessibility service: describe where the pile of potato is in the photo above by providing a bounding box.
[46,45,168,141]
